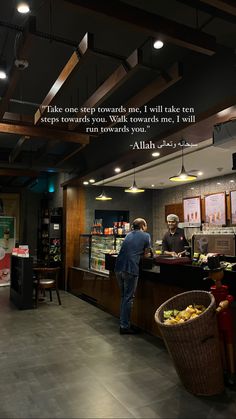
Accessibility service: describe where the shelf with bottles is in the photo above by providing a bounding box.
[38,206,62,264]
[49,238,62,264]
[91,218,103,235]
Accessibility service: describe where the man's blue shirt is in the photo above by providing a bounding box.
[115,230,151,276]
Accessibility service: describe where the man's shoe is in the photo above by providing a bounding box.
[120,327,138,335]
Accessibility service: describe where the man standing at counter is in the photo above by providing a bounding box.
[162,214,189,257]
[115,218,151,335]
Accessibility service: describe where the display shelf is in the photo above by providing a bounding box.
[38,205,63,266]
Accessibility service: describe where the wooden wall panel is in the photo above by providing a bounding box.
[165,203,183,221]
[63,186,85,288]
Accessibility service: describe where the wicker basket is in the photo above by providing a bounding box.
[155,290,224,396]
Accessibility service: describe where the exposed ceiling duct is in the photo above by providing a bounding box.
[213,119,236,150]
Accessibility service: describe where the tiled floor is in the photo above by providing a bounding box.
[0,286,236,418]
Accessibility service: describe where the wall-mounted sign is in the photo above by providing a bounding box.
[230,190,236,225]
[205,192,226,226]
[0,216,16,286]
[183,196,201,224]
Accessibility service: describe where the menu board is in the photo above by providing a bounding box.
[193,234,235,256]
[205,192,226,225]
[183,196,201,223]
[230,190,236,225]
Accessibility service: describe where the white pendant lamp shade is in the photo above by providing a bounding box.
[124,164,145,193]
[169,144,197,182]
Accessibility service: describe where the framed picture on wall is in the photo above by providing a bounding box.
[205,192,226,226]
[230,190,236,225]
[183,196,201,224]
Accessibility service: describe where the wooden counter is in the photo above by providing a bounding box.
[68,262,236,337]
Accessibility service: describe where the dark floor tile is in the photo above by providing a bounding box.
[0,286,236,419]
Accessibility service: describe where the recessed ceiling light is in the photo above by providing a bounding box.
[0,70,7,79]
[198,171,203,176]
[0,62,7,79]
[191,187,195,190]
[230,180,235,183]
[151,184,155,188]
[152,152,160,157]
[83,181,89,185]
[217,182,221,185]
[153,40,164,49]
[114,167,121,173]
[17,2,30,13]
[89,179,95,183]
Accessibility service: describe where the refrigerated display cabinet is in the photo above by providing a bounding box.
[90,235,114,274]
[79,234,126,274]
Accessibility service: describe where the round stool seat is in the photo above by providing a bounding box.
[40,279,54,285]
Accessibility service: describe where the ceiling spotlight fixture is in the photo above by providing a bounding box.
[230,180,235,183]
[152,152,160,157]
[95,178,112,200]
[169,141,197,182]
[114,167,121,173]
[198,171,203,176]
[153,40,164,49]
[89,179,95,183]
[83,181,89,185]
[14,59,29,70]
[124,163,145,193]
[17,1,31,14]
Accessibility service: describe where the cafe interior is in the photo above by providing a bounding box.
[1,0,236,417]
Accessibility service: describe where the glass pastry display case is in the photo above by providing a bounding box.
[90,235,114,274]
[79,234,126,274]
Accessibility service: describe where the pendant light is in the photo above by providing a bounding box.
[95,191,112,201]
[95,179,112,200]
[124,163,145,193]
[169,143,197,182]
[17,1,31,13]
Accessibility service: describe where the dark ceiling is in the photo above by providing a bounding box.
[0,0,236,191]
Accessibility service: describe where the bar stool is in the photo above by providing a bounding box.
[33,267,61,307]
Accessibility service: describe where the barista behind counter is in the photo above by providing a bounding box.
[162,214,189,257]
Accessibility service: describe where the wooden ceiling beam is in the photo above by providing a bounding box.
[126,62,182,108]
[65,0,216,55]
[9,136,30,164]
[200,0,236,16]
[0,168,38,177]
[68,48,142,130]
[3,112,34,125]
[34,140,61,162]
[34,32,93,125]
[22,177,38,187]
[0,16,36,120]
[55,144,86,166]
[105,61,182,130]
[0,123,89,144]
